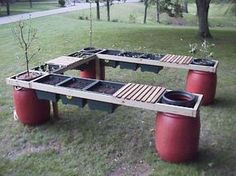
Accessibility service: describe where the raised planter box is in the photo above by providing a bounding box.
[118,51,144,58]
[31,64,62,73]
[85,80,124,113]
[57,77,96,107]
[104,60,119,68]
[120,62,138,70]
[35,74,70,102]
[99,49,122,56]
[140,53,164,60]
[140,65,163,73]
[36,90,59,102]
[87,100,118,113]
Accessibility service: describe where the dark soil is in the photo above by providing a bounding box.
[118,51,144,58]
[140,53,163,60]
[59,78,94,89]
[87,82,124,95]
[33,64,61,72]
[17,71,41,81]
[36,75,69,85]
[68,51,92,58]
[100,49,122,56]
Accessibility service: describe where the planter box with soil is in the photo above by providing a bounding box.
[57,77,95,107]
[35,74,70,102]
[31,64,63,73]
[85,81,124,113]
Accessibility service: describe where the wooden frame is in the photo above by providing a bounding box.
[6,74,202,117]
[96,54,218,73]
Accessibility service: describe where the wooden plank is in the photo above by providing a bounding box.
[167,55,176,63]
[136,86,153,101]
[169,55,178,63]
[178,56,186,64]
[180,56,190,64]
[172,55,181,63]
[141,86,157,102]
[131,85,149,100]
[97,54,217,73]
[117,83,136,98]
[175,55,184,64]
[113,83,132,97]
[146,87,162,103]
[161,54,172,62]
[150,87,166,103]
[126,84,144,100]
[121,84,140,99]
[160,54,168,62]
[183,57,193,65]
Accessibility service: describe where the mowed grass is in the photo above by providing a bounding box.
[0,0,59,17]
[77,2,236,27]
[0,11,236,176]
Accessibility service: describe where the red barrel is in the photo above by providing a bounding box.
[185,70,217,105]
[80,60,105,80]
[13,87,50,125]
[155,112,200,163]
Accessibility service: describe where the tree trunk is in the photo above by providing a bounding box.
[183,0,188,13]
[156,0,160,23]
[6,0,10,15]
[96,0,100,20]
[107,0,110,21]
[144,0,148,24]
[196,0,212,38]
[29,0,32,8]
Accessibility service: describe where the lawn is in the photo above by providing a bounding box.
[77,2,236,27]
[0,7,236,176]
[0,0,59,17]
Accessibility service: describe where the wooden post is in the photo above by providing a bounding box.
[51,101,59,119]
[95,59,101,80]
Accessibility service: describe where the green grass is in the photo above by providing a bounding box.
[0,9,236,176]
[0,0,59,17]
[76,2,236,27]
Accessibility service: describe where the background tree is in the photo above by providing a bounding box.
[143,0,149,23]
[156,0,160,23]
[183,0,188,13]
[196,0,212,38]
[95,0,100,20]
[106,0,110,21]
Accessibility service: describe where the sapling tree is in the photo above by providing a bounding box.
[12,19,40,77]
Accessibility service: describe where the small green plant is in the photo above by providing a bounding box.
[129,14,136,23]
[58,0,65,7]
[189,39,215,58]
[111,19,119,22]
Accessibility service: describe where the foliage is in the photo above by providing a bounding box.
[11,18,40,75]
[189,39,215,58]
[160,0,183,17]
[129,13,136,23]
[58,0,65,7]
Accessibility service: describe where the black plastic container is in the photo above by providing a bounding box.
[161,91,196,108]
[140,65,163,73]
[36,90,59,102]
[120,62,138,70]
[191,58,215,67]
[99,49,122,56]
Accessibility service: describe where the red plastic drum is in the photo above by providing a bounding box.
[80,60,105,80]
[13,87,50,125]
[185,70,217,105]
[155,112,200,163]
